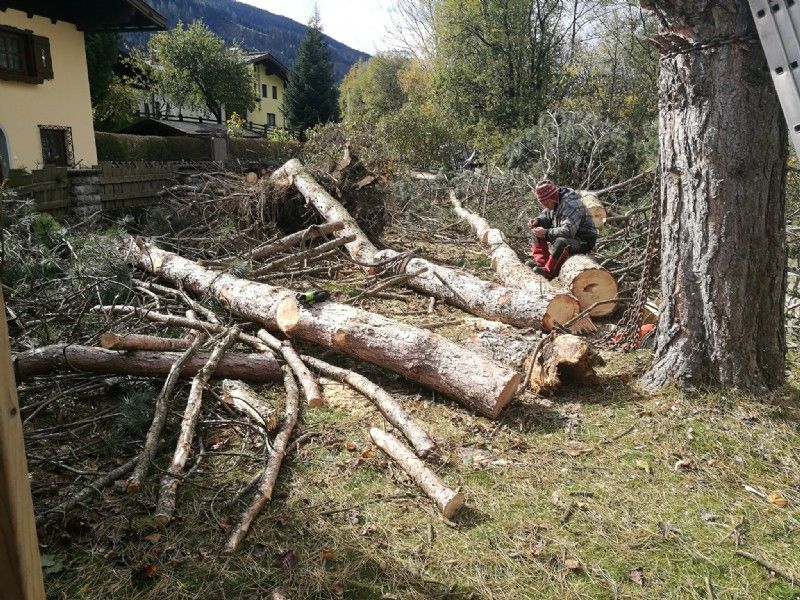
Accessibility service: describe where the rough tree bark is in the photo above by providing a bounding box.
[642,0,787,389]
[125,238,520,418]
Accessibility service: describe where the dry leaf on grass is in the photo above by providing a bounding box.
[564,558,581,571]
[144,533,162,544]
[767,492,789,508]
[674,457,694,471]
[628,568,644,586]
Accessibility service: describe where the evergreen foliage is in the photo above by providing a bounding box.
[283,12,340,134]
[85,32,120,108]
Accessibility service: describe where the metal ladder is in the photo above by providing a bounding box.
[749,0,800,155]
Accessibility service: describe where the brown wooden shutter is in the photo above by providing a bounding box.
[31,35,53,80]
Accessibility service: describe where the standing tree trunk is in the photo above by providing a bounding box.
[642,1,787,389]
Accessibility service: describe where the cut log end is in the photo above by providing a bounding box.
[528,334,602,394]
[493,373,522,419]
[441,490,466,520]
[570,269,618,317]
[276,297,302,333]
[543,294,581,332]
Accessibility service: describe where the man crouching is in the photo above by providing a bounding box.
[526,179,598,280]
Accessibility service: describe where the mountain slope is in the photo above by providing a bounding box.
[125,0,370,80]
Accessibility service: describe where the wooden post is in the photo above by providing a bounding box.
[0,289,45,600]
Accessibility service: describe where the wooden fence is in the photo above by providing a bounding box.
[5,167,71,214]
[97,162,178,211]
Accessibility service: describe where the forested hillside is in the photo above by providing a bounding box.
[123,0,370,80]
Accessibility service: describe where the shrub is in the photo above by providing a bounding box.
[95,132,209,161]
[503,110,651,190]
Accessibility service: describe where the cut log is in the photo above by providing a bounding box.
[250,221,345,261]
[13,344,281,383]
[222,367,300,553]
[578,192,607,230]
[221,380,278,432]
[369,428,464,519]
[449,193,582,331]
[272,159,576,331]
[125,238,520,418]
[100,332,192,352]
[527,334,603,395]
[557,255,618,317]
[301,355,436,458]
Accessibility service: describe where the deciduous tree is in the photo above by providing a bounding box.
[136,21,255,124]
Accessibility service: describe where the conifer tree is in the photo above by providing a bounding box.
[283,9,340,134]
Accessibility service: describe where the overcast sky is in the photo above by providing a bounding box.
[238,0,394,55]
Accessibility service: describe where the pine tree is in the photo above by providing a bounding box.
[283,10,340,134]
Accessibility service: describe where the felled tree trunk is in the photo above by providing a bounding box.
[579,192,607,230]
[642,1,787,389]
[272,159,577,331]
[100,332,192,352]
[449,193,583,330]
[13,344,281,383]
[125,238,520,418]
[557,255,618,317]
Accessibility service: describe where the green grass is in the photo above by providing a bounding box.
[31,352,800,600]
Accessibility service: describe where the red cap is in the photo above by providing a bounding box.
[535,180,559,203]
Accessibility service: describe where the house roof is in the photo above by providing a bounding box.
[119,118,262,138]
[245,52,289,81]
[0,0,166,32]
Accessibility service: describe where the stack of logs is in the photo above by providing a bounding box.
[15,158,619,551]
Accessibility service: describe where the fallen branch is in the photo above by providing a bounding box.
[100,332,193,352]
[221,379,278,432]
[301,355,436,457]
[369,428,464,519]
[735,549,797,584]
[155,328,239,525]
[13,344,281,383]
[223,366,301,553]
[256,330,324,407]
[251,234,357,276]
[37,454,139,525]
[127,331,207,493]
[250,221,345,260]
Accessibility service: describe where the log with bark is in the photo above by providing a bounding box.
[557,255,618,318]
[448,192,588,332]
[125,238,520,418]
[272,159,578,332]
[13,344,281,383]
[526,334,603,395]
[369,428,464,519]
[578,192,607,230]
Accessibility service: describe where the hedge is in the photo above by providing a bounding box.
[96,132,210,162]
[228,137,301,163]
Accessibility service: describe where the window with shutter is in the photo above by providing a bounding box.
[0,26,52,84]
